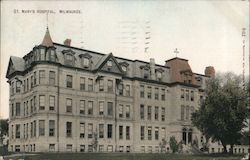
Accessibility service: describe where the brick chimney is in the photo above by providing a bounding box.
[64,39,71,46]
[205,66,215,78]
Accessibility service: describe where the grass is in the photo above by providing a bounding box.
[2,153,244,160]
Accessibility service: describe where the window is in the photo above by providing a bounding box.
[126,126,130,140]
[147,106,152,120]
[83,58,89,67]
[50,51,56,61]
[88,123,93,138]
[155,127,159,140]
[15,145,20,152]
[16,81,21,93]
[49,144,55,152]
[33,96,36,112]
[16,102,20,116]
[30,99,33,114]
[88,78,93,91]
[107,145,113,152]
[11,81,14,94]
[147,86,152,99]
[161,127,166,139]
[119,146,124,152]
[161,107,165,121]
[49,96,55,111]
[80,145,85,152]
[181,105,185,120]
[66,99,72,113]
[39,120,45,136]
[80,77,85,91]
[26,101,29,115]
[15,124,20,138]
[66,122,72,137]
[155,106,159,120]
[186,90,189,101]
[125,85,130,96]
[99,101,104,115]
[80,123,85,138]
[186,106,190,120]
[27,78,29,91]
[88,145,93,152]
[31,76,34,88]
[80,100,85,115]
[121,66,127,72]
[107,80,113,93]
[155,88,159,100]
[49,71,55,85]
[190,106,194,120]
[66,75,72,88]
[191,91,194,101]
[66,144,73,152]
[140,126,145,140]
[88,101,93,115]
[181,89,184,99]
[140,104,144,119]
[33,121,36,137]
[141,146,145,152]
[118,83,123,96]
[156,71,162,80]
[99,124,104,138]
[161,89,165,100]
[99,145,104,152]
[99,79,104,91]
[30,122,33,138]
[39,70,45,84]
[125,105,130,118]
[107,102,113,116]
[39,95,45,110]
[65,54,74,66]
[148,127,152,140]
[119,104,123,118]
[119,126,123,139]
[107,60,112,67]
[23,80,26,92]
[148,146,153,153]
[107,124,112,138]
[49,120,55,136]
[34,71,37,85]
[140,85,144,98]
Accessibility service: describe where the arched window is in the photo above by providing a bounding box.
[182,128,187,144]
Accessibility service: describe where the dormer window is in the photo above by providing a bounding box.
[119,61,129,73]
[83,58,90,67]
[50,50,56,62]
[155,68,164,81]
[140,65,150,79]
[79,53,92,68]
[65,54,74,66]
[121,66,127,72]
[107,60,112,67]
[156,72,162,79]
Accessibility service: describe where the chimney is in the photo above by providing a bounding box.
[205,66,215,78]
[64,39,71,46]
[150,58,156,80]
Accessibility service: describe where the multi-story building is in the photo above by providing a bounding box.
[6,28,217,153]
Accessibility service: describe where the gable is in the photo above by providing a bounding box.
[6,56,25,78]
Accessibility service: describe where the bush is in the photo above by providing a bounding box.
[169,136,179,153]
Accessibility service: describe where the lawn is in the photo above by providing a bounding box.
[2,153,244,160]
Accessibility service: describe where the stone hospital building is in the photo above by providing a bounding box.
[7,28,217,153]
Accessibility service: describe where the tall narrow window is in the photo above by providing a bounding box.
[125,85,130,96]
[80,77,85,91]
[16,102,20,116]
[88,123,93,138]
[126,126,130,140]
[99,79,104,91]
[186,106,190,120]
[34,71,37,85]
[99,101,104,115]
[148,127,152,140]
[107,102,113,116]
[155,106,159,120]
[49,71,55,85]
[65,54,74,66]
[155,127,159,140]
[140,85,144,98]
[83,58,89,67]
[49,96,55,111]
[30,99,33,114]
[33,96,36,112]
[66,99,72,113]
[140,104,144,120]
[88,101,93,115]
[191,91,194,101]
[39,95,45,110]
[39,120,45,136]
[107,80,113,93]
[186,90,189,101]
[80,100,85,115]
[99,124,104,138]
[161,107,165,121]
[23,80,26,92]
[119,104,123,118]
[140,126,145,140]
[33,121,36,137]
[181,89,184,99]
[107,124,112,138]
[16,81,21,93]
[66,75,72,88]
[80,123,85,138]
[125,105,130,118]
[66,122,72,137]
[119,126,123,139]
[118,83,123,96]
[161,89,165,100]
[88,78,93,91]
[15,124,20,139]
[147,106,152,120]
[27,78,29,91]
[147,86,152,99]
[181,105,185,120]
[49,120,55,136]
[39,70,45,84]
[155,88,159,100]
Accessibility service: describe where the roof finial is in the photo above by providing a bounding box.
[46,11,49,29]
[174,48,179,57]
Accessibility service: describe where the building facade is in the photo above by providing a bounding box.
[6,28,219,153]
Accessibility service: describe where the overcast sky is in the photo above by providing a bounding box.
[0,0,249,119]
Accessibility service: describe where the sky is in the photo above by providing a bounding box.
[0,0,249,119]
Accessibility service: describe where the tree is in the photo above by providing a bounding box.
[0,119,9,145]
[192,73,248,154]
[169,136,179,153]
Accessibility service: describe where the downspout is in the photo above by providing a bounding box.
[57,65,60,152]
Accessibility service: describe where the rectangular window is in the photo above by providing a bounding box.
[119,104,123,118]
[16,102,20,116]
[80,100,85,115]
[125,85,130,96]
[126,126,130,140]
[80,77,85,91]
[88,123,93,138]
[88,145,93,152]
[125,105,130,118]
[155,127,159,140]
[23,80,26,92]
[16,81,21,93]
[66,75,73,88]
[83,58,89,66]
[30,122,33,137]
[39,95,45,110]
[155,106,159,120]
[147,86,152,99]
[161,127,166,139]
[107,80,113,93]
[34,71,37,85]
[49,144,55,152]
[80,122,85,138]
[140,104,144,120]
[66,122,72,137]
[39,120,45,136]
[33,96,36,112]
[65,54,74,66]
[15,145,20,152]
[147,106,152,120]
[107,102,113,116]
[27,78,29,91]
[80,145,85,152]
[88,78,93,91]
[191,91,194,101]
[49,71,55,85]
[155,88,159,100]
[161,107,165,121]
[39,70,45,84]
[26,101,29,116]
[140,126,145,140]
[99,79,104,91]
[99,124,104,138]
[148,127,152,140]
[49,120,55,136]
[15,124,20,138]
[88,101,93,115]
[66,144,72,152]
[30,99,33,114]
[119,126,123,139]
[161,89,165,100]
[11,81,15,94]
[118,83,123,96]
[66,99,72,113]
[107,124,112,138]
[140,85,144,98]
[186,90,189,101]
[107,145,113,152]
[186,106,190,120]
[181,89,184,99]
[181,105,185,120]
[23,124,26,139]
[99,101,104,115]
[34,121,36,137]
[49,96,55,111]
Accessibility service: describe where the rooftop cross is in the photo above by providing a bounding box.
[174,48,179,57]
